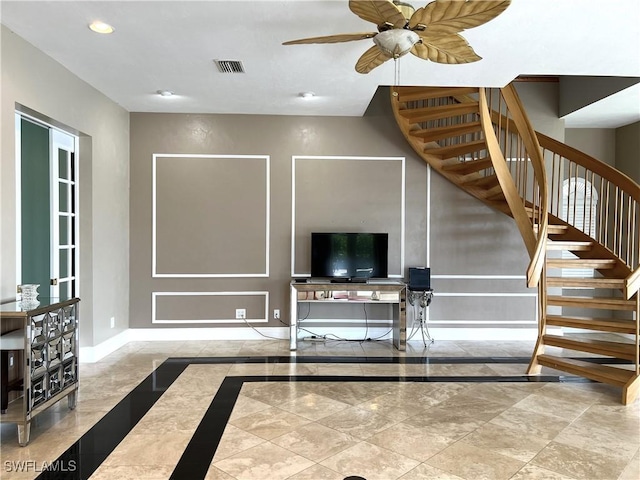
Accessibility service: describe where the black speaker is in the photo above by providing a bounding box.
[408,267,431,291]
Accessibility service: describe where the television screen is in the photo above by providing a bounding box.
[310,233,388,280]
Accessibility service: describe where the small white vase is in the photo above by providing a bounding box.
[20,284,40,301]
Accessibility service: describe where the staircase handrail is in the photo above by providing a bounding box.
[536,131,640,299]
[478,86,549,287]
[499,84,550,288]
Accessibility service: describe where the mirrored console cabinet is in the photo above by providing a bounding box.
[0,297,80,446]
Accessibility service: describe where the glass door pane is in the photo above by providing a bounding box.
[19,117,51,294]
[51,130,77,299]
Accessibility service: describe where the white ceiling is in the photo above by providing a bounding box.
[2,0,640,125]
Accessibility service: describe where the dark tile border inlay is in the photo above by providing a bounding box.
[35,355,598,479]
[35,361,189,480]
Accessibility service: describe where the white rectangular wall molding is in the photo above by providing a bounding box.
[152,291,269,324]
[291,155,406,278]
[151,153,271,278]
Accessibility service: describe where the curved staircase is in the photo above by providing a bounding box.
[391,84,640,404]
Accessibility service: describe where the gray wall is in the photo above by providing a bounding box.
[1,26,130,347]
[514,82,565,141]
[129,87,547,332]
[559,76,640,117]
[615,121,640,183]
[565,128,617,167]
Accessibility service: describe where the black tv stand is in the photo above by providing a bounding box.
[330,278,367,283]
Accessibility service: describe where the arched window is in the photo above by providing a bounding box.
[561,178,598,278]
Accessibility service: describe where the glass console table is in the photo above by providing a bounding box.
[290,281,406,351]
[0,297,80,446]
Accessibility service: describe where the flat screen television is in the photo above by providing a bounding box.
[310,232,388,281]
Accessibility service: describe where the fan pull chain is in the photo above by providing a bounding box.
[393,58,401,97]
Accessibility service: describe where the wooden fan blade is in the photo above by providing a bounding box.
[409,0,511,33]
[411,32,481,63]
[349,0,407,28]
[355,45,392,73]
[283,32,377,45]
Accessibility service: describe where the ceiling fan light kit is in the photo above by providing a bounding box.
[283,0,511,73]
[373,29,420,58]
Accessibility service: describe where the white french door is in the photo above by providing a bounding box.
[50,130,77,299]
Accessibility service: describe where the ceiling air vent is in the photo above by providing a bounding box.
[214,60,245,73]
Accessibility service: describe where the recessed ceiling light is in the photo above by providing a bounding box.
[89,21,115,34]
[300,92,315,99]
[157,90,174,97]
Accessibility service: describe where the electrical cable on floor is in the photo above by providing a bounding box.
[240,316,285,341]
[361,302,369,342]
[368,328,393,340]
[296,299,395,344]
[407,303,421,341]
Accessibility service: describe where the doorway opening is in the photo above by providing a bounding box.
[16,112,79,299]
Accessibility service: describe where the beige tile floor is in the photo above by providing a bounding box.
[0,339,638,480]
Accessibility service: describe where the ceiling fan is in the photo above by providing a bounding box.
[283,0,511,74]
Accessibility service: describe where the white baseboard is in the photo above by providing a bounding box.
[79,329,132,363]
[423,328,561,341]
[78,326,562,363]
[127,327,289,341]
[79,327,288,363]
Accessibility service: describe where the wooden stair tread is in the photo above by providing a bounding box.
[484,200,511,215]
[547,295,636,310]
[411,121,482,143]
[427,139,487,159]
[399,102,479,122]
[537,354,635,386]
[441,157,492,174]
[462,174,499,188]
[546,241,593,251]
[542,334,637,361]
[535,224,568,235]
[395,87,478,102]
[485,190,506,201]
[546,277,625,289]
[546,315,637,334]
[547,258,616,269]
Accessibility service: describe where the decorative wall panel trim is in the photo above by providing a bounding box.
[432,275,527,279]
[152,154,270,278]
[426,164,431,267]
[152,291,269,324]
[426,292,538,325]
[291,155,405,278]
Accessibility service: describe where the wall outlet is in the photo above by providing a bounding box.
[273,309,280,320]
[110,317,115,328]
[235,308,246,319]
